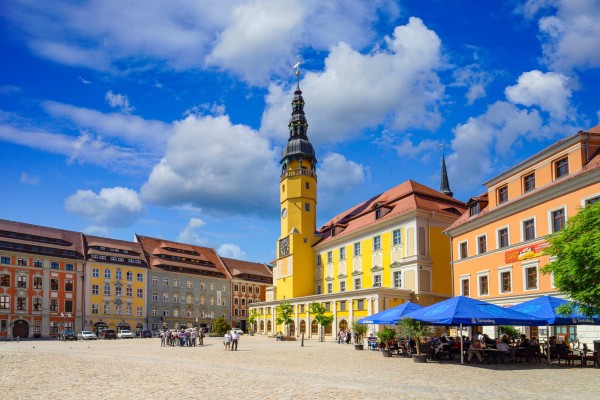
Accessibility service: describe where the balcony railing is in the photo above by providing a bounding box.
[280,168,316,180]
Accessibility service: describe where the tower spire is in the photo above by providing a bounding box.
[440,145,453,197]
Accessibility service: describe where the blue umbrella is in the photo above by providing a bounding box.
[509,295,600,363]
[509,295,600,325]
[358,302,424,324]
[403,296,546,326]
[403,296,545,364]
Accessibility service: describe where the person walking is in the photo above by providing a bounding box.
[231,330,239,351]
[199,329,204,346]
[160,330,166,347]
[224,330,232,351]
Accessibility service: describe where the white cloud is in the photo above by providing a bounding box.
[177,217,207,245]
[448,101,545,192]
[65,187,145,228]
[217,243,247,259]
[317,152,367,213]
[0,123,148,170]
[105,91,135,114]
[519,0,600,71]
[20,172,39,185]
[261,18,444,144]
[505,70,572,120]
[451,64,494,105]
[77,76,91,85]
[4,0,395,84]
[43,101,171,150]
[141,114,279,216]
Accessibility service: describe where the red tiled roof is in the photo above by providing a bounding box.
[0,219,85,257]
[447,151,600,231]
[220,257,273,279]
[317,180,466,245]
[84,235,148,266]
[136,235,232,279]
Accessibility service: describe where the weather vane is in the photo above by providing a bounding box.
[293,56,302,87]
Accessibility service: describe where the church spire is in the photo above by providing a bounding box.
[280,63,316,167]
[440,146,453,197]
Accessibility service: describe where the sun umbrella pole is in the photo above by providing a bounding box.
[547,323,550,364]
[460,323,464,365]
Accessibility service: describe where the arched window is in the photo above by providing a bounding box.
[311,320,318,334]
[289,320,296,336]
[260,320,264,333]
[267,320,272,333]
[299,320,306,334]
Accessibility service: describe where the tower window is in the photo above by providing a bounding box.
[305,203,310,211]
[305,182,309,189]
[282,184,285,192]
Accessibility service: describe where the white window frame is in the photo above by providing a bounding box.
[476,234,487,255]
[459,274,470,297]
[353,242,361,257]
[520,216,537,242]
[522,261,539,291]
[549,256,557,288]
[581,192,600,207]
[458,241,468,260]
[373,274,382,288]
[393,270,402,288]
[392,229,402,246]
[497,266,513,294]
[339,281,346,292]
[547,205,567,234]
[477,271,490,297]
[339,247,346,261]
[92,268,99,278]
[496,225,510,249]
[373,235,381,252]
[354,278,361,290]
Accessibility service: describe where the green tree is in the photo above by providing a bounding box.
[542,202,600,316]
[276,302,294,336]
[397,318,430,355]
[247,309,259,334]
[350,319,368,346]
[498,325,521,341]
[376,327,396,348]
[211,315,231,336]
[309,302,334,342]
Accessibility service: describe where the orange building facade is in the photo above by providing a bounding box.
[446,126,600,344]
[0,220,85,339]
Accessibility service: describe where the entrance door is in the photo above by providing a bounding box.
[12,320,29,338]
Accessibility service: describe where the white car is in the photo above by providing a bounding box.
[78,331,97,340]
[232,329,244,335]
[118,329,134,339]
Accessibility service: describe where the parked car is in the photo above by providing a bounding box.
[78,331,97,340]
[118,329,134,339]
[99,329,117,339]
[59,329,77,341]
[233,329,244,335]
[136,330,152,338]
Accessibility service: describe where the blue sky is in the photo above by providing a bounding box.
[1,1,599,264]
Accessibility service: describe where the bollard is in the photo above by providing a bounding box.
[301,332,304,347]
[17,336,20,343]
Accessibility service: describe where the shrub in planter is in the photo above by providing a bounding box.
[351,319,368,350]
[397,318,430,356]
[376,327,396,348]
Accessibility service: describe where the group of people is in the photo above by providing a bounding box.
[466,333,540,363]
[223,330,240,351]
[337,328,352,344]
[160,328,205,347]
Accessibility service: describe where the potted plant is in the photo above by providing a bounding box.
[351,319,368,350]
[376,327,396,357]
[397,318,430,363]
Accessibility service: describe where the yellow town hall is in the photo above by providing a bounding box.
[249,77,466,338]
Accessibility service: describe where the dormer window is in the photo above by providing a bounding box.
[498,186,508,205]
[555,157,569,180]
[375,209,382,220]
[469,202,480,217]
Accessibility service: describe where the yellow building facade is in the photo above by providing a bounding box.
[251,79,466,339]
[445,126,600,345]
[84,236,149,335]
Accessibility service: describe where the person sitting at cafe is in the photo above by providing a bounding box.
[528,336,539,346]
[518,334,528,346]
[501,334,510,345]
[483,333,495,346]
[467,340,484,363]
[495,338,511,362]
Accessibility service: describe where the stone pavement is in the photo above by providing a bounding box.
[0,335,597,399]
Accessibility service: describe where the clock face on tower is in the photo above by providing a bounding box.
[279,236,290,258]
[281,208,287,218]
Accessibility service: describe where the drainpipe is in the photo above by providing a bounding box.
[445,230,455,297]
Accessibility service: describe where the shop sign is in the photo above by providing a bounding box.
[504,242,549,263]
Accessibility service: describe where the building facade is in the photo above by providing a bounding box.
[84,235,149,335]
[137,235,232,332]
[445,126,600,345]
[250,78,466,339]
[0,220,85,338]
[220,257,272,332]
